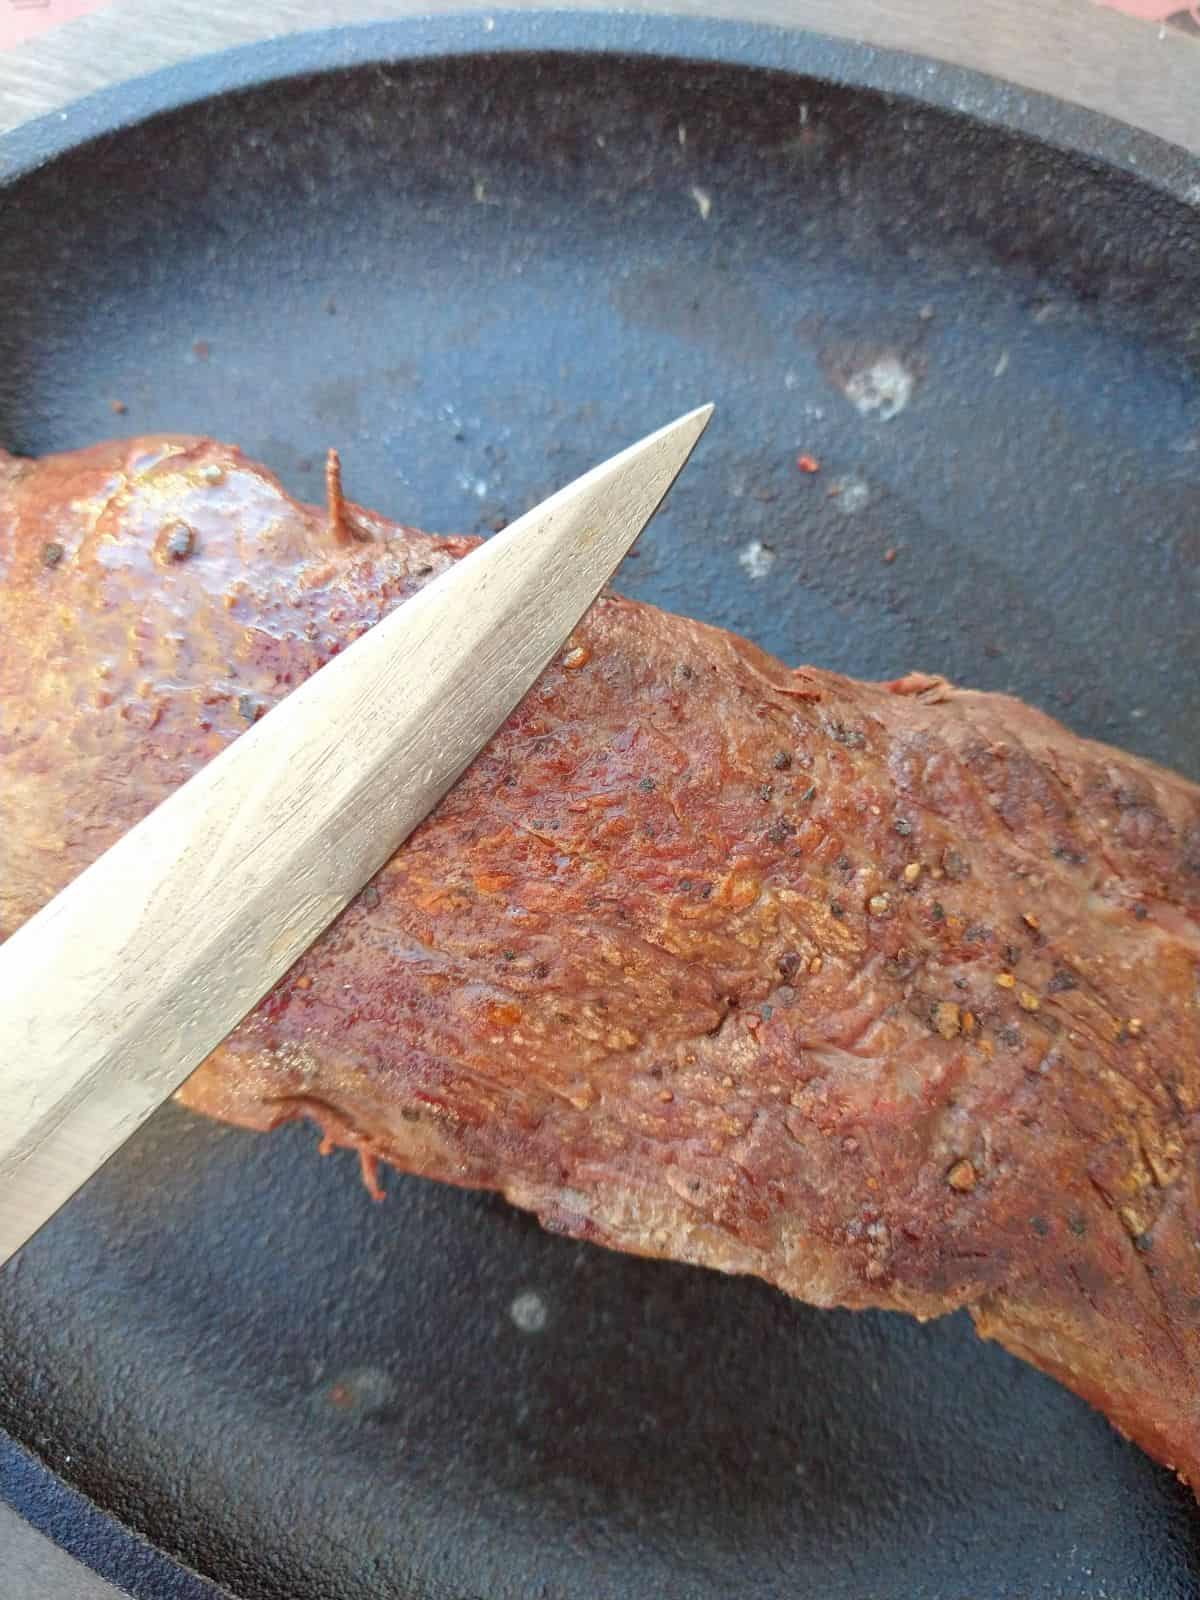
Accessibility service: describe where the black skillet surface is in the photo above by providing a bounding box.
[1,14,1199,1599]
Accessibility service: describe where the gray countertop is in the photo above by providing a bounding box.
[1,1506,131,1598]
[1,0,1200,150]
[0,3,1196,1597]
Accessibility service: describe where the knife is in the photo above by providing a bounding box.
[0,404,712,1268]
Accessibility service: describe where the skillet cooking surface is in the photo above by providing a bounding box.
[0,20,1199,1599]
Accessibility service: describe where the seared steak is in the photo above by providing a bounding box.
[3,436,1197,1488]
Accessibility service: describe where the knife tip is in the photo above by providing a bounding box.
[653,402,714,456]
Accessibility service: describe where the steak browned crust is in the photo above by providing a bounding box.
[3,436,1198,1488]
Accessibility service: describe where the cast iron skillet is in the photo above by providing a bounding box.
[0,15,1198,1599]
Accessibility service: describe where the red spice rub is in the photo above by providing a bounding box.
[2,436,1198,1489]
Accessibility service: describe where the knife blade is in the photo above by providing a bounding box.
[0,404,712,1268]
